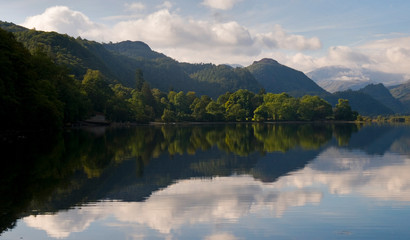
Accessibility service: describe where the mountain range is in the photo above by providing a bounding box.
[1,21,409,116]
[307,66,407,92]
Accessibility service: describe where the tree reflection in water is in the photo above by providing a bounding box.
[1,123,408,236]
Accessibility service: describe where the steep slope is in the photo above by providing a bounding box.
[190,64,262,96]
[11,29,120,81]
[389,80,410,113]
[247,58,328,97]
[104,42,261,97]
[0,21,259,98]
[307,66,406,92]
[359,83,404,113]
[325,90,394,116]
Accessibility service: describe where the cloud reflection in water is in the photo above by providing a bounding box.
[24,147,410,239]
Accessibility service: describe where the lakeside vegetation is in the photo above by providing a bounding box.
[367,115,410,123]
[3,27,409,133]
[0,27,354,131]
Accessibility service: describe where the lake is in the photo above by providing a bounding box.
[1,123,410,239]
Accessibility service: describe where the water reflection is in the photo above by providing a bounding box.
[1,123,410,239]
[23,176,323,238]
[19,148,410,239]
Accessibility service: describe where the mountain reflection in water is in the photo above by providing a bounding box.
[1,123,410,239]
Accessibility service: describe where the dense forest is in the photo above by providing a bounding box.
[0,27,360,132]
[0,28,89,131]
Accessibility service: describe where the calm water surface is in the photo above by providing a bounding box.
[1,123,410,239]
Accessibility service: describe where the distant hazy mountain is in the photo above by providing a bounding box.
[359,84,404,113]
[307,66,406,93]
[247,58,328,97]
[324,90,394,116]
[389,80,410,113]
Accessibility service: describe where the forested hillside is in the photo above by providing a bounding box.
[0,28,88,131]
[0,21,260,98]
[1,21,405,131]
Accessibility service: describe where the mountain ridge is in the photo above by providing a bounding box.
[0,21,405,116]
[359,83,404,113]
[247,58,328,97]
[389,80,410,113]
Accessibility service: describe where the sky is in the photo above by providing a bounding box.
[1,0,410,76]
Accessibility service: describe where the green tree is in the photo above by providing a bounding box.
[151,88,167,118]
[225,89,257,120]
[206,101,225,121]
[191,95,212,121]
[278,97,299,120]
[260,93,294,121]
[128,90,150,122]
[135,68,144,91]
[82,69,114,113]
[334,99,358,121]
[298,95,332,121]
[161,109,177,122]
[217,92,231,105]
[226,104,247,121]
[253,104,270,121]
[169,91,196,120]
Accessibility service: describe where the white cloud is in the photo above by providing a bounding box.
[204,232,240,240]
[20,6,324,66]
[124,2,146,12]
[23,6,410,78]
[24,176,322,238]
[108,9,322,63]
[275,147,410,200]
[282,37,410,77]
[157,1,173,9]
[25,209,105,238]
[256,25,322,51]
[202,0,242,10]
[291,46,371,71]
[359,37,410,76]
[22,6,108,41]
[327,46,371,65]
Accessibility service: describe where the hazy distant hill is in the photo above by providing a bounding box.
[307,66,406,93]
[247,58,328,97]
[325,90,394,116]
[389,81,410,113]
[359,83,404,113]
